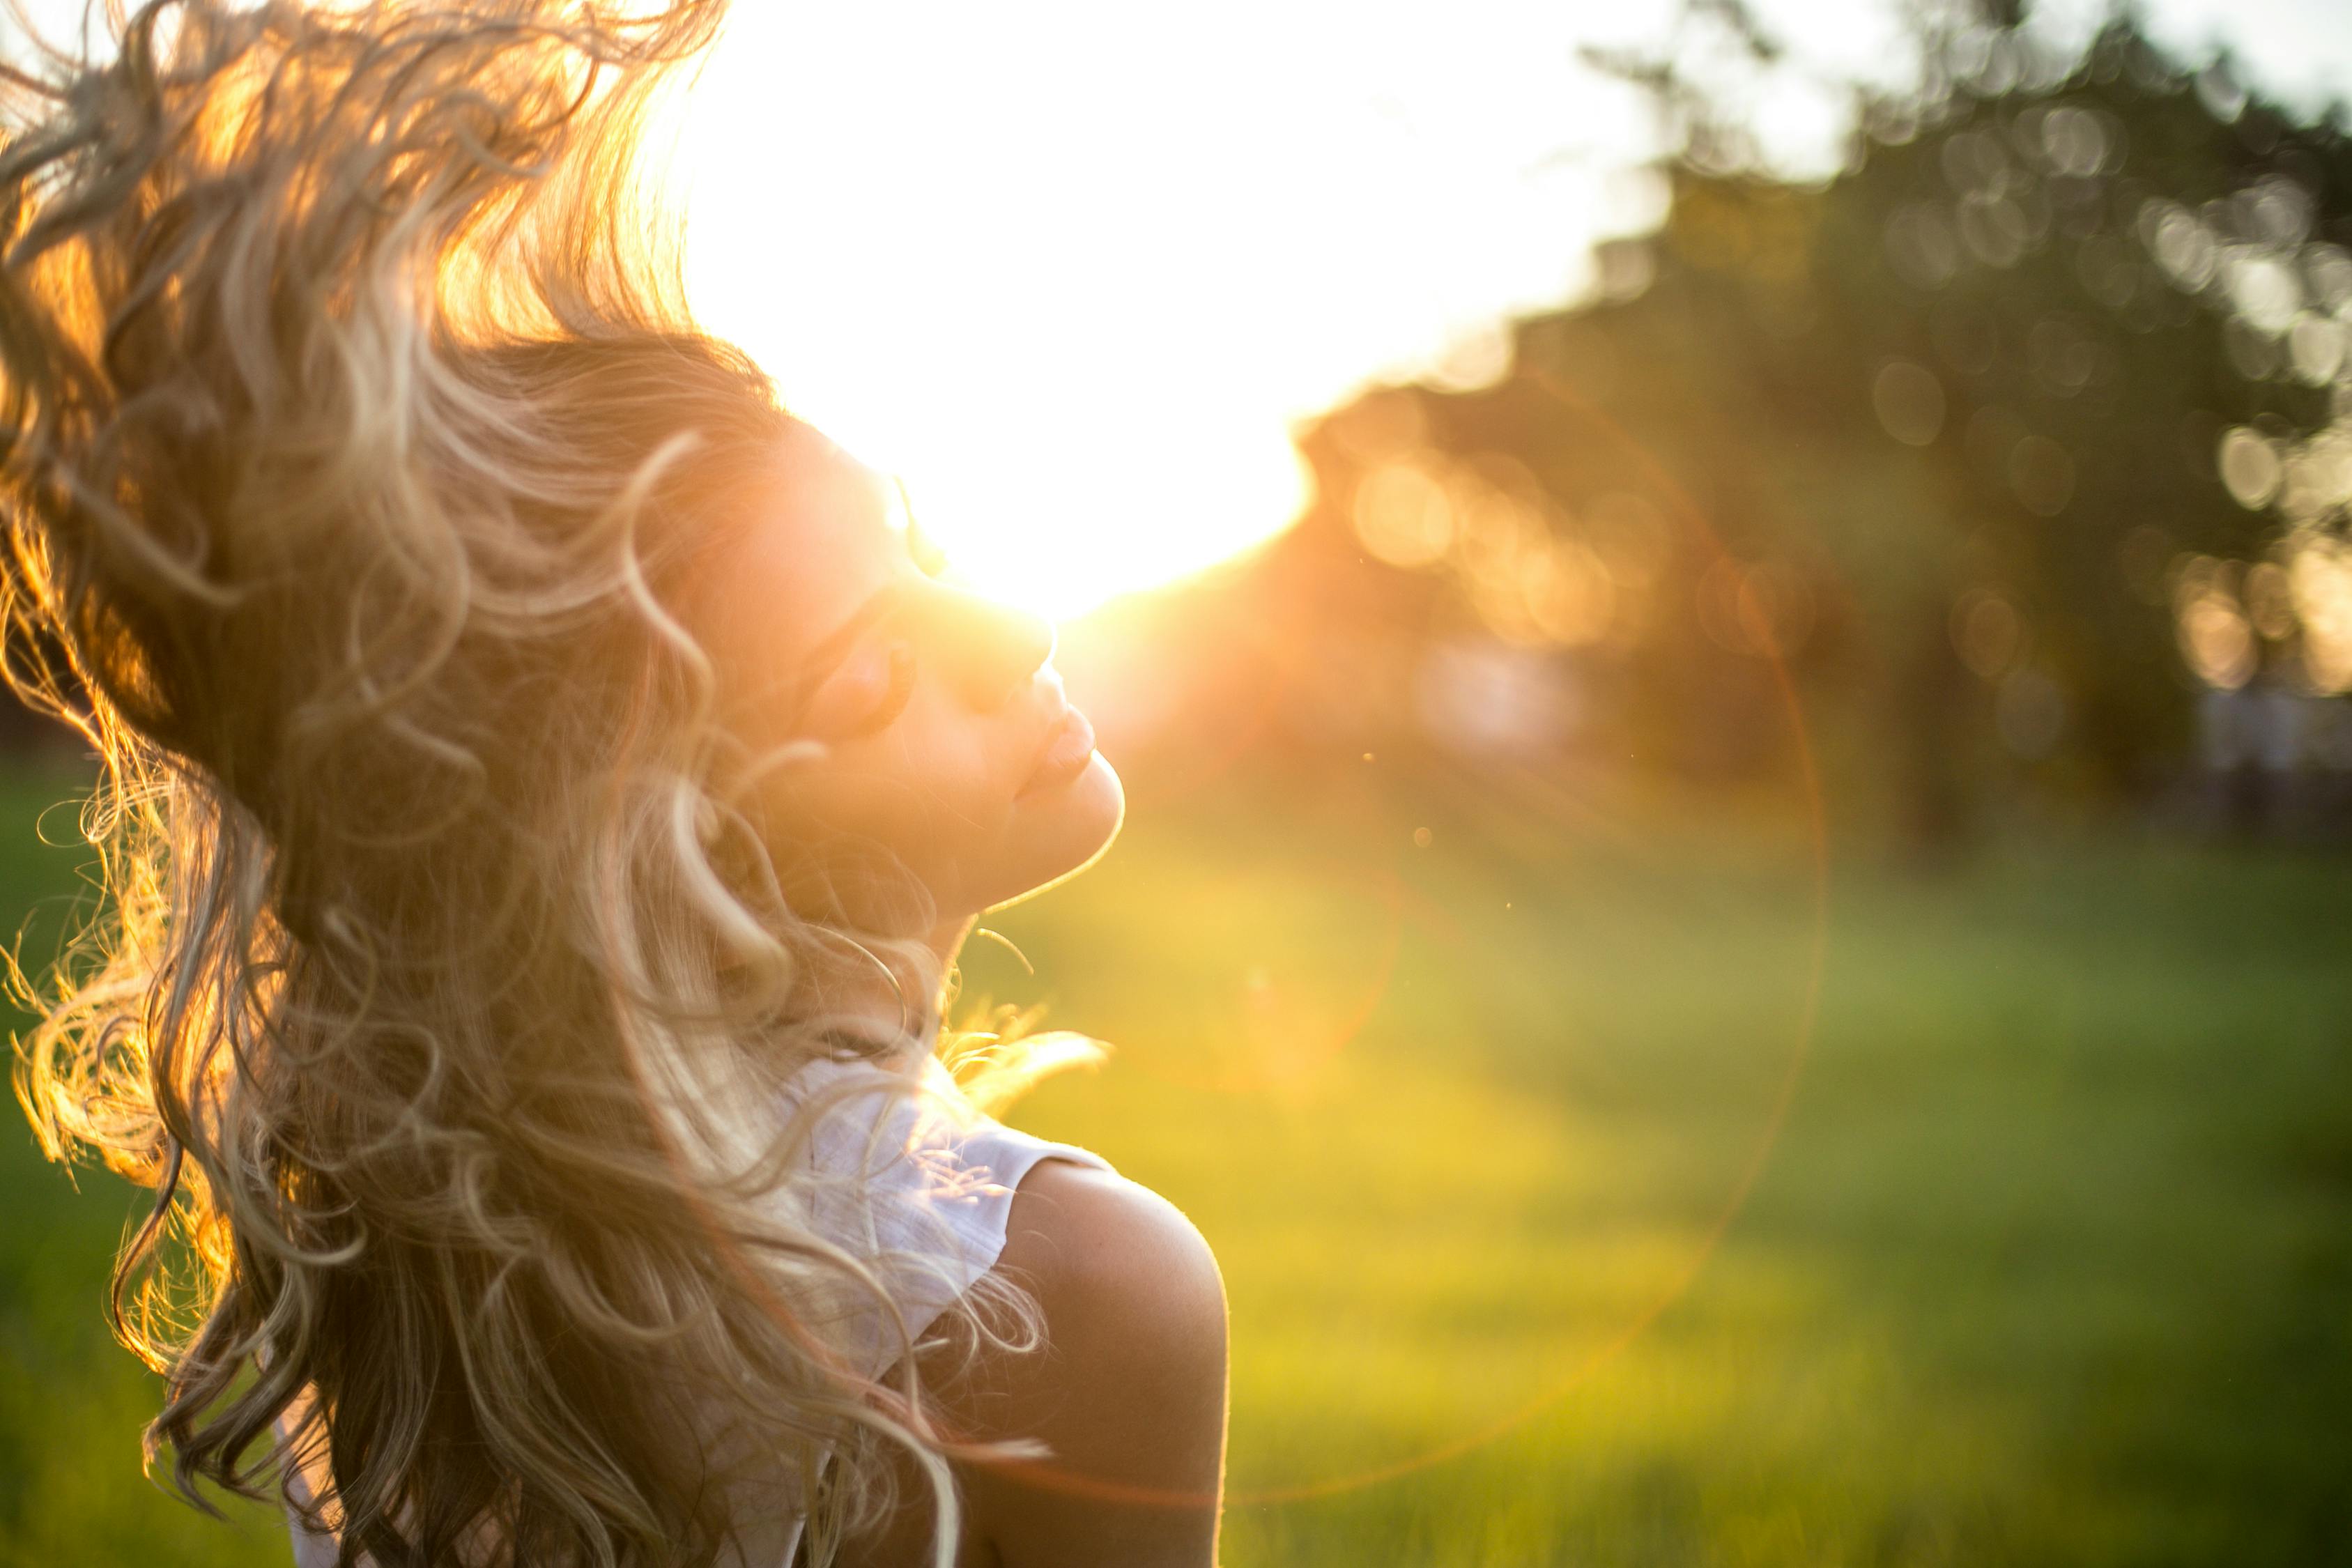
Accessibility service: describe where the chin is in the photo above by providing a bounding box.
[985,751,1125,912]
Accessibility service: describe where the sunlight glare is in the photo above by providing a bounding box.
[673,1,1666,619]
[669,0,2332,620]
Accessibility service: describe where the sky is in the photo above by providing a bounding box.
[8,0,2352,613]
[677,0,2352,613]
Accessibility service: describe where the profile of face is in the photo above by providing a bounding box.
[691,424,1124,939]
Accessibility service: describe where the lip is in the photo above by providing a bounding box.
[1017,706,1097,799]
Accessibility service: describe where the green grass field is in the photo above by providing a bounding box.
[3,758,2348,1566]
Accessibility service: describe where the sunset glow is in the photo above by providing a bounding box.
[672,0,2352,619]
[674,1,1673,617]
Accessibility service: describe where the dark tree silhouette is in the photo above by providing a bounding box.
[1252,3,2352,847]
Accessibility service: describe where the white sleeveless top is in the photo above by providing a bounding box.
[284,1053,1110,1567]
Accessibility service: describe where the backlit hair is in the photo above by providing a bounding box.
[0,3,1017,1562]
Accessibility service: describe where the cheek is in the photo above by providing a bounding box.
[770,705,1023,896]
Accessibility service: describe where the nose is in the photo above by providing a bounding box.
[936,583,1056,712]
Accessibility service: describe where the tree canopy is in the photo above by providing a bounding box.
[1248,3,2352,843]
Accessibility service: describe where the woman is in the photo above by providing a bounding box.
[0,2,1226,1565]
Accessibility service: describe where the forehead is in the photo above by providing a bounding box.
[725,426,902,630]
[761,423,898,550]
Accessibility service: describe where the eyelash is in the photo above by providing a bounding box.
[842,643,916,738]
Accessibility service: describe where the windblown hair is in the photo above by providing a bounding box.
[0,3,1015,1563]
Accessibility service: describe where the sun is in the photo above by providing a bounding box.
[683,213,1316,621]
[665,3,1649,622]
[671,19,1320,622]
[736,356,1316,624]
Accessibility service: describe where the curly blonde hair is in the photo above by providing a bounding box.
[0,2,1013,1562]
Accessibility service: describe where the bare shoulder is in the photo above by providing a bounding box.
[960,1159,1229,1567]
[832,1160,1228,1567]
[998,1159,1226,1358]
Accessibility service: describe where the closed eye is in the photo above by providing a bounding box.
[797,636,918,741]
[838,642,917,738]
[786,583,906,730]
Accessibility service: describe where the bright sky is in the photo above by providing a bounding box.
[675,0,2352,615]
[8,0,2349,615]
[677,2,1670,615]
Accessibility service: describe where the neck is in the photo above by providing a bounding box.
[801,914,974,1052]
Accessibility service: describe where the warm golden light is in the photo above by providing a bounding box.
[668,3,1676,620]
[682,185,1319,616]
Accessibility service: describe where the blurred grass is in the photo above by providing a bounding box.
[0,764,286,1568]
[4,758,2350,1565]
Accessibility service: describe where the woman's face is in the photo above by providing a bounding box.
[695,426,1123,935]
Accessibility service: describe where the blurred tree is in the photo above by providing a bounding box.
[1266,1,2352,849]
